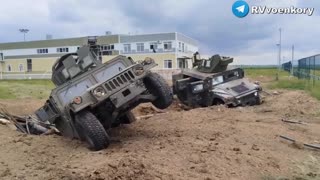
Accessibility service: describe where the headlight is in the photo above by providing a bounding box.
[93,86,106,97]
[254,92,258,96]
[72,96,82,104]
[133,66,144,76]
[193,84,204,92]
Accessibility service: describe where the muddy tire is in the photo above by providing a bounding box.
[255,95,261,105]
[121,111,136,124]
[112,111,136,127]
[144,72,173,109]
[75,111,110,151]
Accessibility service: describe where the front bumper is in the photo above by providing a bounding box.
[225,91,259,106]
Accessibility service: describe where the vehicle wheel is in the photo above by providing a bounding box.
[112,111,136,127]
[255,95,261,105]
[75,110,110,151]
[144,72,173,109]
[120,111,136,124]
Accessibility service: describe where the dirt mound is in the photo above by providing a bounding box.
[0,90,320,180]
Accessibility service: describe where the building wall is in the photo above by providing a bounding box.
[2,57,57,73]
[125,53,177,69]
[0,33,198,77]
[101,55,120,63]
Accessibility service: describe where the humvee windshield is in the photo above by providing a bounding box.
[94,62,126,82]
[58,78,93,104]
[211,69,243,86]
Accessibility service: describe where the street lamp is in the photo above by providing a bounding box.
[19,29,29,41]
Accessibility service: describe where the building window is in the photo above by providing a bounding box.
[136,43,144,52]
[101,44,115,51]
[164,42,172,50]
[18,64,24,72]
[0,53,3,61]
[27,59,32,72]
[102,51,113,56]
[150,43,158,51]
[178,42,181,52]
[7,64,12,72]
[164,60,173,69]
[124,44,131,53]
[37,48,48,54]
[182,43,185,52]
[57,47,69,53]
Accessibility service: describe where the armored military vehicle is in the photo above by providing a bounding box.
[173,53,261,108]
[35,37,173,150]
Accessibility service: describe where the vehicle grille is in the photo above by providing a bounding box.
[231,84,249,93]
[241,93,255,100]
[105,70,135,91]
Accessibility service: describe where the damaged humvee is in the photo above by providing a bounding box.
[173,52,262,108]
[35,37,173,150]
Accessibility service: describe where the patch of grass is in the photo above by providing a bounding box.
[267,75,320,100]
[0,86,16,99]
[244,68,288,78]
[243,68,320,100]
[0,80,54,99]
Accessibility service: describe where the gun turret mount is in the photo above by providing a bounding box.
[192,52,233,73]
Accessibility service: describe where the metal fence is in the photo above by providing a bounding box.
[282,54,320,83]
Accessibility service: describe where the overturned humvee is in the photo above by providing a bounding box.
[35,37,173,150]
[173,53,262,108]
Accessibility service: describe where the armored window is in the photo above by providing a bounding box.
[164,42,172,50]
[164,60,172,69]
[124,44,131,53]
[205,60,211,67]
[137,43,144,52]
[212,76,223,85]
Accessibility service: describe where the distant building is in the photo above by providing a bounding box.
[0,32,198,75]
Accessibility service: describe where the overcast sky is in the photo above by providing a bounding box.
[0,0,319,65]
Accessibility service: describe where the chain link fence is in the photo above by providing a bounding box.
[282,54,320,85]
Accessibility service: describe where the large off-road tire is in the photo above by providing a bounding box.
[144,72,173,109]
[112,111,136,127]
[255,95,261,105]
[75,111,110,151]
[121,111,136,124]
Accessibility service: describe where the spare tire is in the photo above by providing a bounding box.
[75,110,110,151]
[143,72,173,109]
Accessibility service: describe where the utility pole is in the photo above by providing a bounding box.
[279,28,282,70]
[276,28,282,81]
[19,29,29,41]
[291,45,294,76]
